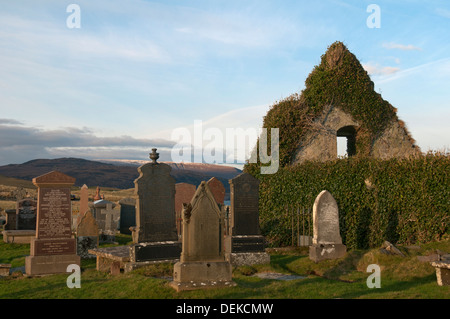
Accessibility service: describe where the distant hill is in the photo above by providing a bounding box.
[0,158,242,198]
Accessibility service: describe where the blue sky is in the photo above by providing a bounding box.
[0,0,449,165]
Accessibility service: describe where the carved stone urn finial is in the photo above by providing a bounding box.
[149,148,159,164]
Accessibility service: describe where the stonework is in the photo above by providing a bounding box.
[372,119,421,159]
[91,199,118,243]
[175,183,196,238]
[291,104,420,165]
[76,184,89,227]
[128,149,181,265]
[225,172,270,266]
[76,210,99,259]
[133,149,177,243]
[16,198,37,230]
[25,171,80,275]
[118,197,136,235]
[206,177,225,205]
[170,182,235,291]
[309,190,347,262]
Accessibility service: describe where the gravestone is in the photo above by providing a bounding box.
[75,184,89,227]
[309,190,347,262]
[174,183,196,239]
[25,171,80,275]
[119,197,136,235]
[224,172,270,266]
[76,210,99,259]
[90,199,118,243]
[170,182,235,291]
[16,198,37,230]
[206,177,225,205]
[129,148,181,263]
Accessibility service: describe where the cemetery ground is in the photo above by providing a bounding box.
[1,232,448,299]
[1,182,448,299]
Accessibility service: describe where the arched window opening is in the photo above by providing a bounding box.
[337,126,356,158]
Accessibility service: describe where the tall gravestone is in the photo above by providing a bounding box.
[129,148,181,263]
[25,171,80,275]
[175,183,197,239]
[309,190,347,262]
[170,182,235,291]
[119,197,136,235]
[224,172,269,266]
[76,210,99,259]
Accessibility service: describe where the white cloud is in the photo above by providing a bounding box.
[0,121,176,165]
[382,42,422,51]
[362,63,400,76]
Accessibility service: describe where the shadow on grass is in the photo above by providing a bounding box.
[337,273,438,299]
[270,255,306,275]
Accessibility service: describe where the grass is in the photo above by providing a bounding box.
[0,234,449,299]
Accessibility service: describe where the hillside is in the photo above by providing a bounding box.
[0,158,241,196]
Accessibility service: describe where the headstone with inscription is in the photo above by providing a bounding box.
[224,172,269,266]
[119,197,136,235]
[129,149,181,263]
[175,183,197,239]
[25,171,80,275]
[76,210,99,259]
[170,182,235,291]
[309,190,347,262]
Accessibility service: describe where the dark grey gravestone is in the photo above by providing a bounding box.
[16,198,37,230]
[119,197,136,235]
[224,172,270,266]
[130,149,180,263]
[229,172,260,236]
[133,148,177,243]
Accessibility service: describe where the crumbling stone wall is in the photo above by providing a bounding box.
[291,104,420,165]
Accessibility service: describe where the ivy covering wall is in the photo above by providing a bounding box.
[254,153,449,249]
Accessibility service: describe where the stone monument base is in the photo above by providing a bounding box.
[130,241,181,262]
[225,252,271,267]
[431,261,450,286]
[25,254,80,276]
[225,235,266,253]
[309,243,347,263]
[170,261,235,292]
[2,230,36,244]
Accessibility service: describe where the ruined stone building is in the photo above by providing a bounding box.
[259,41,421,168]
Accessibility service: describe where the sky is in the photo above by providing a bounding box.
[0,0,449,166]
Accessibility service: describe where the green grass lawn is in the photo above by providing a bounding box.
[1,234,449,299]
